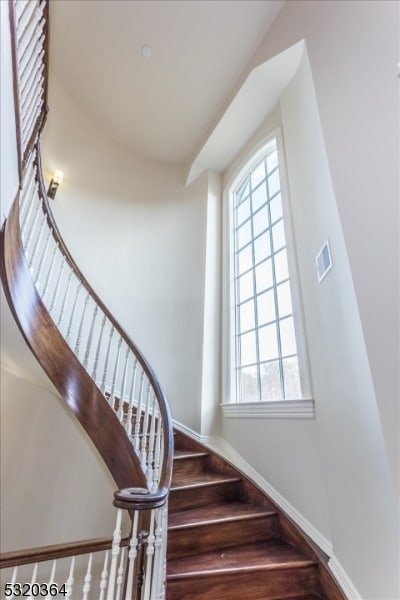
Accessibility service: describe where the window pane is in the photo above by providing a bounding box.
[240,330,257,365]
[239,299,255,332]
[272,220,285,252]
[260,360,281,401]
[254,233,271,264]
[252,183,267,213]
[236,179,250,203]
[257,289,276,325]
[270,193,282,223]
[238,365,258,402]
[253,205,269,237]
[238,270,254,302]
[283,357,301,399]
[277,281,293,318]
[236,199,250,226]
[274,249,289,283]
[255,258,273,293]
[279,317,297,357]
[258,323,279,361]
[266,150,278,173]
[237,221,252,249]
[268,169,280,197]
[238,244,253,273]
[251,160,266,189]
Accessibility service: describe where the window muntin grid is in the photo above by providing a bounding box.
[232,140,302,402]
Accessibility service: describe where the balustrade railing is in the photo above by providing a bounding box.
[1,1,173,598]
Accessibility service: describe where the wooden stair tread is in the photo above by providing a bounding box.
[174,449,209,460]
[169,501,275,529]
[167,540,316,579]
[171,472,241,491]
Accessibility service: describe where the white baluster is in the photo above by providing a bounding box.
[82,553,93,600]
[17,0,37,43]
[28,211,46,268]
[125,360,138,438]
[83,303,99,369]
[92,313,107,383]
[109,335,123,410]
[124,511,139,600]
[99,550,109,600]
[8,565,18,599]
[65,279,82,342]
[23,196,41,254]
[18,5,44,55]
[117,346,130,422]
[42,241,59,301]
[74,291,90,357]
[140,382,152,474]
[142,510,156,600]
[152,414,163,490]
[16,0,31,23]
[19,165,36,222]
[106,509,123,600]
[49,256,66,313]
[22,94,42,146]
[115,546,126,600]
[101,325,115,394]
[19,27,44,77]
[26,562,39,600]
[147,395,157,489]
[20,45,44,97]
[34,225,51,285]
[134,371,145,453]
[45,560,57,600]
[151,506,165,600]
[21,72,44,127]
[65,555,75,599]
[57,268,73,329]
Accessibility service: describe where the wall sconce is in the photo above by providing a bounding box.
[47,171,63,199]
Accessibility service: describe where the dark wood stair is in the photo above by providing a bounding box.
[166,430,345,600]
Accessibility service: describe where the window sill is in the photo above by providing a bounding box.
[221,399,315,419]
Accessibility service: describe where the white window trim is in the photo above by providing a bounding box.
[221,127,314,419]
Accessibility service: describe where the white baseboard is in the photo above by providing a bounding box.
[328,557,361,600]
[172,422,363,600]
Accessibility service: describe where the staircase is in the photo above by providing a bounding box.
[166,431,345,600]
[1,1,347,598]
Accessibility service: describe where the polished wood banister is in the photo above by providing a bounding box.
[0,536,129,569]
[0,199,148,491]
[35,140,174,493]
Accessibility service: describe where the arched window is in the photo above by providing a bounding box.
[227,131,311,406]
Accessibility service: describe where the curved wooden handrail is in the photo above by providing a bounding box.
[35,141,174,495]
[1,199,147,490]
[0,536,129,569]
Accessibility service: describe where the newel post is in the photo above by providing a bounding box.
[113,487,169,600]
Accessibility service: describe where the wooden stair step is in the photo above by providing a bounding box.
[169,474,242,511]
[168,501,275,529]
[171,472,241,491]
[167,540,318,600]
[174,450,209,460]
[168,501,280,559]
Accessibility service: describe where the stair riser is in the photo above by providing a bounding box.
[168,515,280,559]
[169,481,241,512]
[172,456,209,480]
[167,566,319,600]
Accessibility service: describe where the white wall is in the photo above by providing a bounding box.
[248,0,399,502]
[0,0,19,223]
[41,74,209,432]
[0,368,117,552]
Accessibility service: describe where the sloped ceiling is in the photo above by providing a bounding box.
[48,0,285,165]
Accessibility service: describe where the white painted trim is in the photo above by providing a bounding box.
[328,557,362,600]
[172,420,203,443]
[221,399,315,419]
